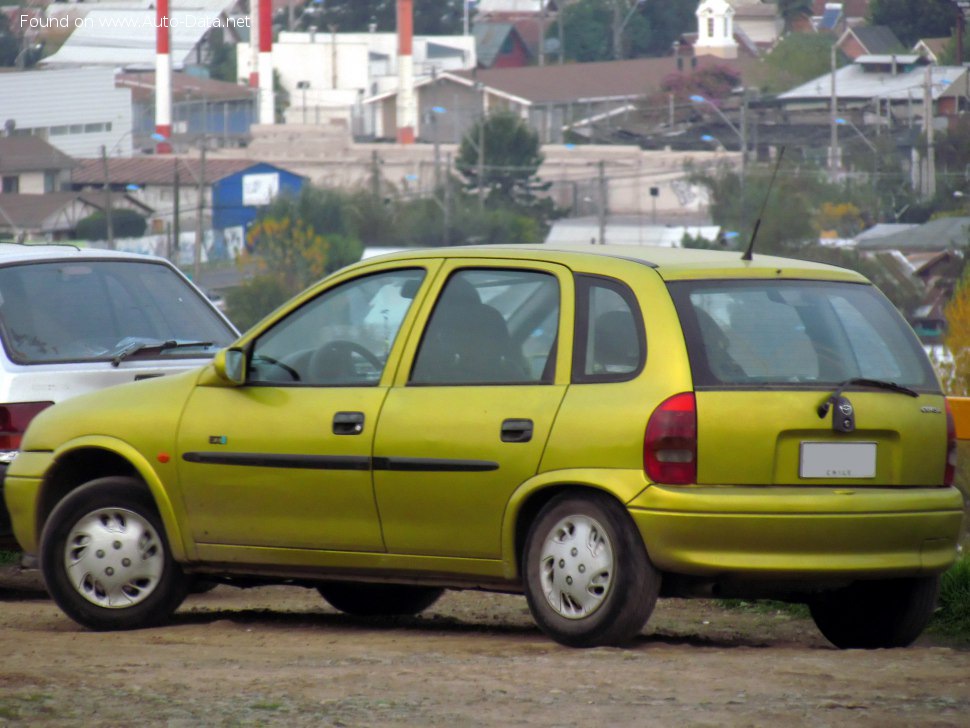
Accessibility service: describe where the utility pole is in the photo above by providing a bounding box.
[443,152,452,245]
[172,159,180,263]
[100,145,115,249]
[598,160,607,245]
[829,43,840,176]
[923,65,936,199]
[194,144,206,282]
[477,83,486,209]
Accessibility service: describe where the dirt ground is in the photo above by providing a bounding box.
[1,565,968,727]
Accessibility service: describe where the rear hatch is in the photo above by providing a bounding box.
[667,278,948,487]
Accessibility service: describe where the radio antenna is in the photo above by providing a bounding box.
[741,145,786,262]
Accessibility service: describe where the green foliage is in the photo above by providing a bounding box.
[868,0,957,47]
[756,33,840,95]
[207,30,237,83]
[75,209,148,241]
[224,275,291,332]
[776,0,814,32]
[559,0,699,62]
[300,0,463,35]
[560,0,613,62]
[931,553,970,638]
[455,110,546,208]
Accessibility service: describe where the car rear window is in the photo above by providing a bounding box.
[668,279,939,392]
[0,259,236,364]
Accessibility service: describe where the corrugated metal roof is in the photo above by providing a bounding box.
[855,217,970,252]
[117,72,254,103]
[0,137,77,173]
[0,192,101,229]
[473,23,523,68]
[452,55,752,105]
[849,26,906,55]
[779,61,966,102]
[72,157,257,186]
[41,4,229,69]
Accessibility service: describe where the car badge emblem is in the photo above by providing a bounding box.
[920,406,942,414]
[838,402,853,416]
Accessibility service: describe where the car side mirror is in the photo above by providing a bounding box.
[213,347,247,385]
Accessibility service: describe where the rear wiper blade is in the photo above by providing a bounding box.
[111,340,213,368]
[817,377,919,418]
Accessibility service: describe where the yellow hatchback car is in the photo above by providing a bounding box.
[5,246,964,648]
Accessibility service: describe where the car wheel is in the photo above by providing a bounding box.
[317,582,445,616]
[40,476,188,631]
[809,576,940,649]
[522,491,660,648]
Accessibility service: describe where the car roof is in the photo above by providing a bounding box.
[0,244,172,266]
[360,245,868,283]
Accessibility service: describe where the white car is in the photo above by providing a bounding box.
[0,244,238,546]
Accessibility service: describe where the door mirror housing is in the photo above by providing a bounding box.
[213,347,247,385]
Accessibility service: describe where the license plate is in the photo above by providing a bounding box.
[799,442,876,479]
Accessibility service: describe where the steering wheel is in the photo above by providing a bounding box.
[309,340,382,383]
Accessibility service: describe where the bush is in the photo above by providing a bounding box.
[75,209,147,241]
[224,275,291,332]
[932,553,970,638]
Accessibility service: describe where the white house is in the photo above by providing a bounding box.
[0,67,134,158]
[236,31,476,133]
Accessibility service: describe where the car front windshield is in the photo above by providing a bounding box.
[0,259,236,365]
[668,279,939,392]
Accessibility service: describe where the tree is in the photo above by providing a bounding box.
[560,0,613,62]
[754,32,839,94]
[455,111,547,209]
[300,0,463,35]
[776,0,814,33]
[943,269,970,396]
[76,209,147,241]
[868,0,957,47]
[560,0,698,62]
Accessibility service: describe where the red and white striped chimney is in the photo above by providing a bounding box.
[396,0,415,144]
[249,0,275,125]
[258,0,275,124]
[155,0,172,153]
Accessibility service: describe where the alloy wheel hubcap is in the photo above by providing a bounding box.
[538,514,614,619]
[64,507,164,608]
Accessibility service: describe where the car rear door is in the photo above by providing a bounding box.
[667,279,949,487]
[372,260,571,559]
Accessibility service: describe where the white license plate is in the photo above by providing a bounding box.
[799,442,876,479]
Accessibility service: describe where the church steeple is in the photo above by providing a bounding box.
[695,0,738,59]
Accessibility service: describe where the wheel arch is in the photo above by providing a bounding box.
[37,437,189,562]
[502,469,649,581]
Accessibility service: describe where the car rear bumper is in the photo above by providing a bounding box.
[628,485,965,579]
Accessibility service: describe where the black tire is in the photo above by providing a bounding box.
[317,582,445,617]
[39,476,188,631]
[522,491,660,648]
[809,576,940,649]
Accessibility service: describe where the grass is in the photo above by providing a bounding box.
[0,550,19,565]
[931,551,970,638]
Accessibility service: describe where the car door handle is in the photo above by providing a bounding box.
[501,418,533,443]
[333,411,365,435]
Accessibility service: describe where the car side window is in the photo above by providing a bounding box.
[572,275,645,383]
[410,268,559,385]
[249,268,425,386]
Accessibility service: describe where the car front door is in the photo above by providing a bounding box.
[373,262,571,560]
[175,265,433,554]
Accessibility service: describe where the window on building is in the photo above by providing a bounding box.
[2,176,19,194]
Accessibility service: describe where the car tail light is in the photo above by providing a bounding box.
[644,392,697,485]
[945,398,957,487]
[0,401,54,453]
